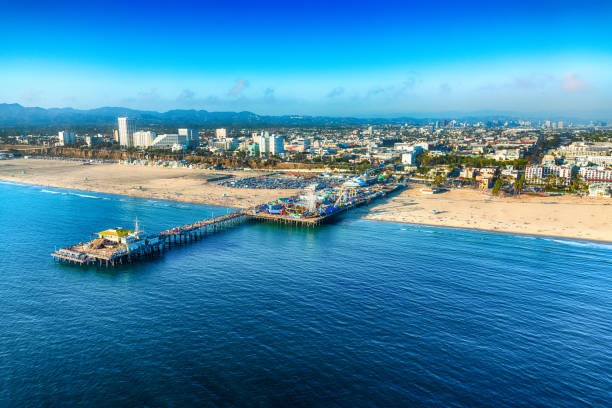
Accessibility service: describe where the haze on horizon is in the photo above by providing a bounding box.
[1,0,611,118]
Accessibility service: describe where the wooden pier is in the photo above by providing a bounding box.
[51,210,249,268]
[51,183,403,268]
[245,184,402,226]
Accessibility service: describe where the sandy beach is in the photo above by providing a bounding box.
[0,159,299,208]
[364,186,612,242]
[2,158,611,242]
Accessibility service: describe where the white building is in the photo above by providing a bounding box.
[257,133,284,155]
[270,135,284,155]
[133,131,156,148]
[118,117,135,147]
[215,128,227,138]
[57,131,75,146]
[150,134,188,150]
[526,165,574,184]
[399,144,425,165]
[588,183,612,197]
[178,128,199,147]
[579,167,612,182]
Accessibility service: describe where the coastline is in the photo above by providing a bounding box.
[361,216,612,246]
[2,158,611,243]
[0,159,299,209]
[363,186,612,243]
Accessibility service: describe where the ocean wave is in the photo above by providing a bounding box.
[72,193,99,199]
[547,238,612,250]
[41,189,61,194]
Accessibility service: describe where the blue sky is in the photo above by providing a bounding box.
[1,0,611,117]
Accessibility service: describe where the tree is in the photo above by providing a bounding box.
[492,179,502,195]
[513,173,525,195]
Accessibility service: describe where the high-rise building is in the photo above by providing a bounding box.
[178,128,199,147]
[57,131,75,146]
[118,117,135,147]
[558,121,564,129]
[269,135,284,155]
[215,128,227,138]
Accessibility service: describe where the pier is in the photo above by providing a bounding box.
[51,183,403,268]
[51,211,249,267]
[246,184,401,226]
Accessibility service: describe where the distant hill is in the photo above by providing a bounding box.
[0,103,426,129]
[0,103,608,130]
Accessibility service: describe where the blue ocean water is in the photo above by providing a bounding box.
[0,181,610,407]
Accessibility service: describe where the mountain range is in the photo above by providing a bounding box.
[0,103,425,129]
[0,103,608,130]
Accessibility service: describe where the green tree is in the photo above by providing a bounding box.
[492,179,502,195]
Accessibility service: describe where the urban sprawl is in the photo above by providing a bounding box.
[2,117,612,198]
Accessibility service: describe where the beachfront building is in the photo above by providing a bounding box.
[578,167,612,183]
[150,134,189,150]
[118,117,135,147]
[526,165,574,184]
[57,131,76,146]
[588,183,612,197]
[133,131,156,148]
[178,128,199,147]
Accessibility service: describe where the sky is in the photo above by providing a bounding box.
[1,0,611,117]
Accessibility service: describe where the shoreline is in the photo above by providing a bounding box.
[0,176,242,209]
[2,158,611,243]
[360,215,612,245]
[3,176,612,245]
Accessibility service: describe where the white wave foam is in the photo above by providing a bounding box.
[547,238,612,250]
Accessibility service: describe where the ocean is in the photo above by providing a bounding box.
[0,181,610,407]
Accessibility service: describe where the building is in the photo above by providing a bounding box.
[57,131,75,146]
[257,133,284,155]
[269,135,284,155]
[178,128,199,147]
[215,128,227,138]
[118,117,135,147]
[211,138,238,151]
[133,131,156,148]
[460,168,477,179]
[526,165,574,184]
[94,228,133,243]
[150,134,189,150]
[588,183,612,197]
[85,135,104,147]
[579,167,612,182]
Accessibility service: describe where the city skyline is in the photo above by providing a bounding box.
[1,0,611,116]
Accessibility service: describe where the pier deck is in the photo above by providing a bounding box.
[51,210,249,267]
[51,183,402,267]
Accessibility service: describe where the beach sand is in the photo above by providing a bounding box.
[364,186,612,242]
[2,158,611,242]
[0,159,299,208]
